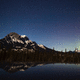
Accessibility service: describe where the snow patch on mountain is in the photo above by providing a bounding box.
[25,40,33,44]
[30,43,35,46]
[38,44,46,50]
[10,36,24,44]
[21,35,26,38]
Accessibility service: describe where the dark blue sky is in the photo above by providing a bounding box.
[0,0,80,52]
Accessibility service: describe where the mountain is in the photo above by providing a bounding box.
[0,32,51,52]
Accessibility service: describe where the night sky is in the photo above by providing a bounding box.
[0,0,80,52]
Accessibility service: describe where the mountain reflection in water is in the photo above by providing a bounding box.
[0,62,48,73]
[0,62,80,80]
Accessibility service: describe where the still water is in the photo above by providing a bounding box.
[0,62,80,80]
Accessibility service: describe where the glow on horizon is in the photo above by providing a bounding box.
[78,46,80,50]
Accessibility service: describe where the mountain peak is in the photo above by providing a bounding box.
[9,32,19,35]
[6,32,20,39]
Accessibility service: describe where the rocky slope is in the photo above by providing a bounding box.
[0,32,51,52]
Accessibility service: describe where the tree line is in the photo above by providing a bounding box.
[0,46,80,63]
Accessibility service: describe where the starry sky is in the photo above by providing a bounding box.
[0,0,80,52]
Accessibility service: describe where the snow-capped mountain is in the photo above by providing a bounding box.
[0,32,51,52]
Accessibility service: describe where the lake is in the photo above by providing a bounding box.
[0,62,80,80]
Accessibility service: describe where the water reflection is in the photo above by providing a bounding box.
[0,62,48,73]
[0,62,80,73]
[0,62,80,80]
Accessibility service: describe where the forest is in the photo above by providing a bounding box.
[0,46,80,64]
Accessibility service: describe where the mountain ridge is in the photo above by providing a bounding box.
[0,32,52,52]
